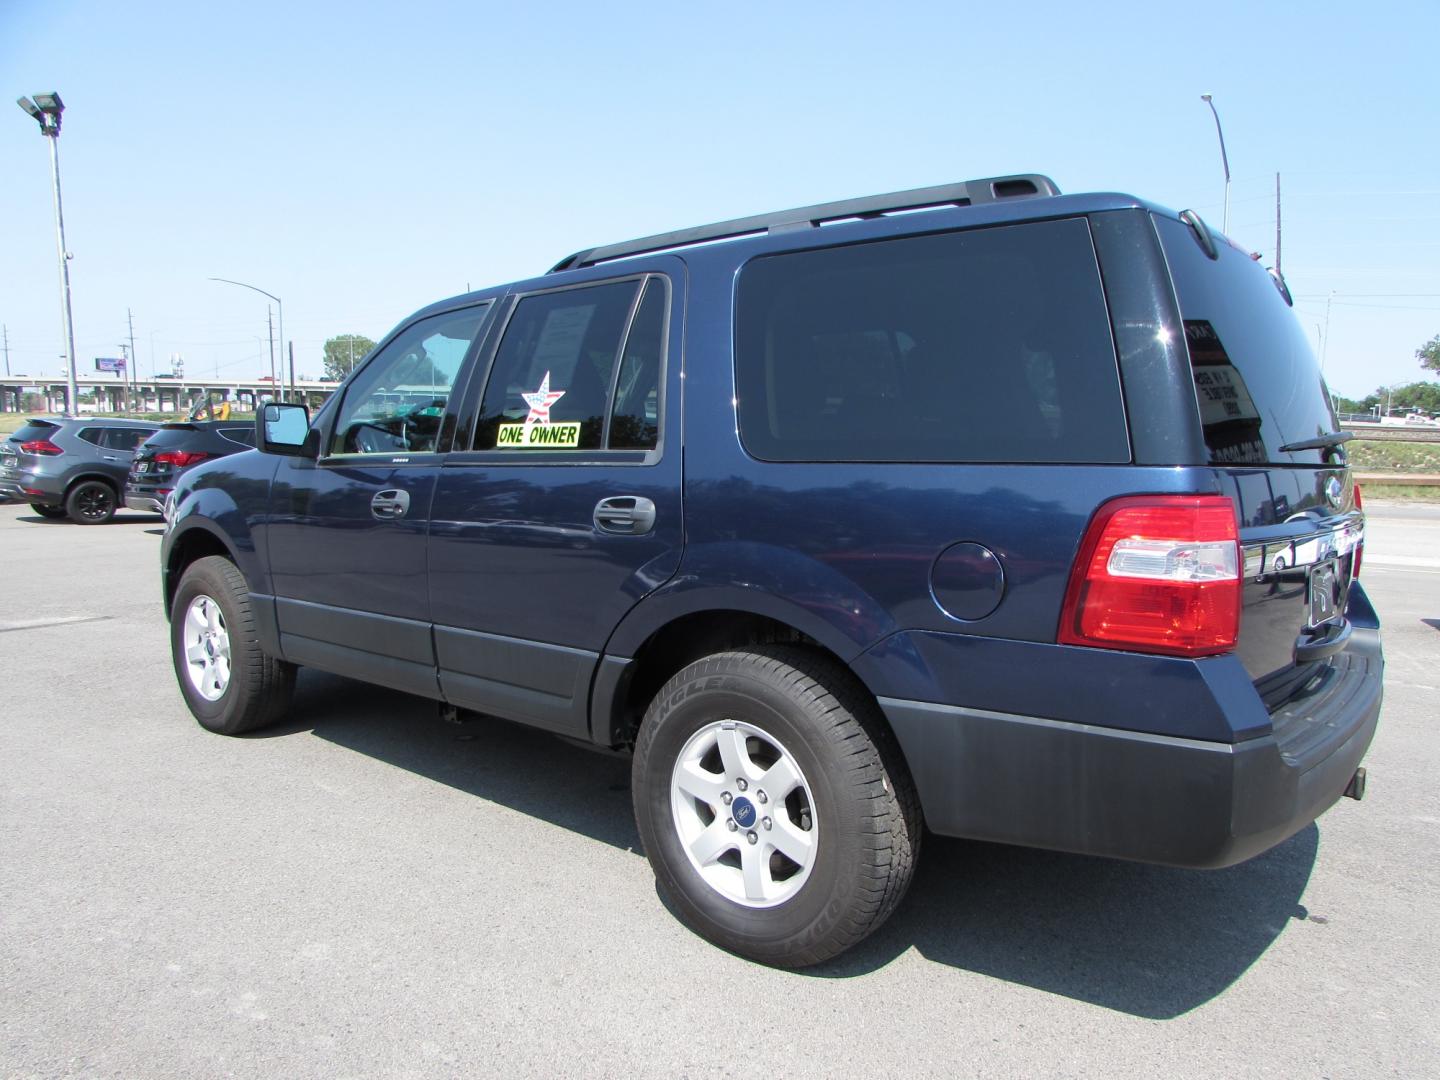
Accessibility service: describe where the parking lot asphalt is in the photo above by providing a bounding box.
[1,500,1436,1079]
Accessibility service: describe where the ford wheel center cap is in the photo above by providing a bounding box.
[732,797,757,829]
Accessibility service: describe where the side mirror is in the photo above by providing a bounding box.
[257,402,316,457]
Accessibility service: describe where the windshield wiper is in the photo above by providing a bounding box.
[1278,432,1354,453]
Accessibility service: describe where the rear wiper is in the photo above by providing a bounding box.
[1278,432,1354,453]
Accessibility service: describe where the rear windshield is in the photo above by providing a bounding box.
[10,421,58,444]
[1157,215,1339,466]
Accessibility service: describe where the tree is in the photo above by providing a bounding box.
[323,334,376,381]
[1419,334,1440,374]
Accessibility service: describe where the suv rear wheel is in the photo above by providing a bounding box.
[65,480,116,525]
[170,556,295,735]
[632,646,921,968]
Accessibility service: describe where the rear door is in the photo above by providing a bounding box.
[428,268,683,737]
[265,302,492,697]
[1156,214,1361,699]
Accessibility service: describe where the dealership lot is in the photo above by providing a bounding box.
[2,500,1437,1078]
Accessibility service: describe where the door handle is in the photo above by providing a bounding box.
[594,496,656,535]
[370,489,410,520]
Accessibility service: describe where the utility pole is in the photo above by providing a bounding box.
[1274,173,1282,276]
[288,341,296,405]
[266,306,276,392]
[118,342,131,413]
[127,308,139,413]
[2,324,9,376]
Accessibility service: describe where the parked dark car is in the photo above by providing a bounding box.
[125,421,256,514]
[160,174,1383,967]
[1,416,159,523]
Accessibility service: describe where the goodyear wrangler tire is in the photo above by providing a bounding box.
[170,556,294,735]
[632,645,922,968]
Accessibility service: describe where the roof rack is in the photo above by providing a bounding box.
[548,173,1060,273]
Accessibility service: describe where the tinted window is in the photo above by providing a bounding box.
[330,305,488,455]
[475,281,639,451]
[1157,215,1339,466]
[76,427,103,446]
[608,278,666,450]
[735,218,1128,463]
[100,427,152,451]
[219,426,256,447]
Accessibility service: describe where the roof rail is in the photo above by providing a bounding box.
[548,173,1060,273]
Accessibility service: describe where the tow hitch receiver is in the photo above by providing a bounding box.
[1343,767,1367,801]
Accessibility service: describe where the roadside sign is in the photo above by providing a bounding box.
[95,357,127,373]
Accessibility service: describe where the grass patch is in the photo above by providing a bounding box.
[1357,483,1440,503]
[1347,440,1440,472]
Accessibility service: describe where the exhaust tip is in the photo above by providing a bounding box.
[1343,766,1367,801]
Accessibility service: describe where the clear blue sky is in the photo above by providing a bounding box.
[3,0,1437,400]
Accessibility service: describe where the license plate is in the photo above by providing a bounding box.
[1308,558,1342,627]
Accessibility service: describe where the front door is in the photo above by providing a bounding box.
[428,269,683,736]
[266,302,493,697]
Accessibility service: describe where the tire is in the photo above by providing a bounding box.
[65,480,117,524]
[29,503,67,519]
[169,555,295,735]
[632,646,922,968]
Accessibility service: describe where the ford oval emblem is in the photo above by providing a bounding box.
[1325,476,1343,510]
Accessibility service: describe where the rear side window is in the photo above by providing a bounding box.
[220,426,255,447]
[76,427,103,446]
[474,280,641,451]
[99,428,151,452]
[1156,215,1339,465]
[734,218,1129,463]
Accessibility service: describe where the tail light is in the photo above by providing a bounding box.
[153,450,211,467]
[1059,495,1241,658]
[20,439,63,456]
[1352,483,1363,579]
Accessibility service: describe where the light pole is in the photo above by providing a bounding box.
[209,277,284,401]
[1200,93,1231,235]
[17,92,79,416]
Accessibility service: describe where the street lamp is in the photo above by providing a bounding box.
[1200,93,1231,235]
[17,91,80,417]
[209,278,284,400]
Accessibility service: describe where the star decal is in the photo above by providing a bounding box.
[521,371,565,425]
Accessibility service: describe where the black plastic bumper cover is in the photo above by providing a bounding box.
[880,627,1382,869]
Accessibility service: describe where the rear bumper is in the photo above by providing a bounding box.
[878,627,1382,869]
[0,476,62,503]
[125,492,166,513]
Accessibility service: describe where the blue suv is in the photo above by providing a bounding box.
[160,175,1382,967]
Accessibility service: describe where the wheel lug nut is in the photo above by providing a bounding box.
[736,778,748,791]
[756,790,767,804]
[762,817,772,830]
[746,831,758,845]
[727,819,738,832]
[721,792,733,805]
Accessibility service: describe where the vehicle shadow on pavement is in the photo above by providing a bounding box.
[269,670,1317,1018]
[816,825,1319,1018]
[268,669,641,852]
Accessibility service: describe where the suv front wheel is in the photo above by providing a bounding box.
[170,556,295,735]
[632,646,921,968]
